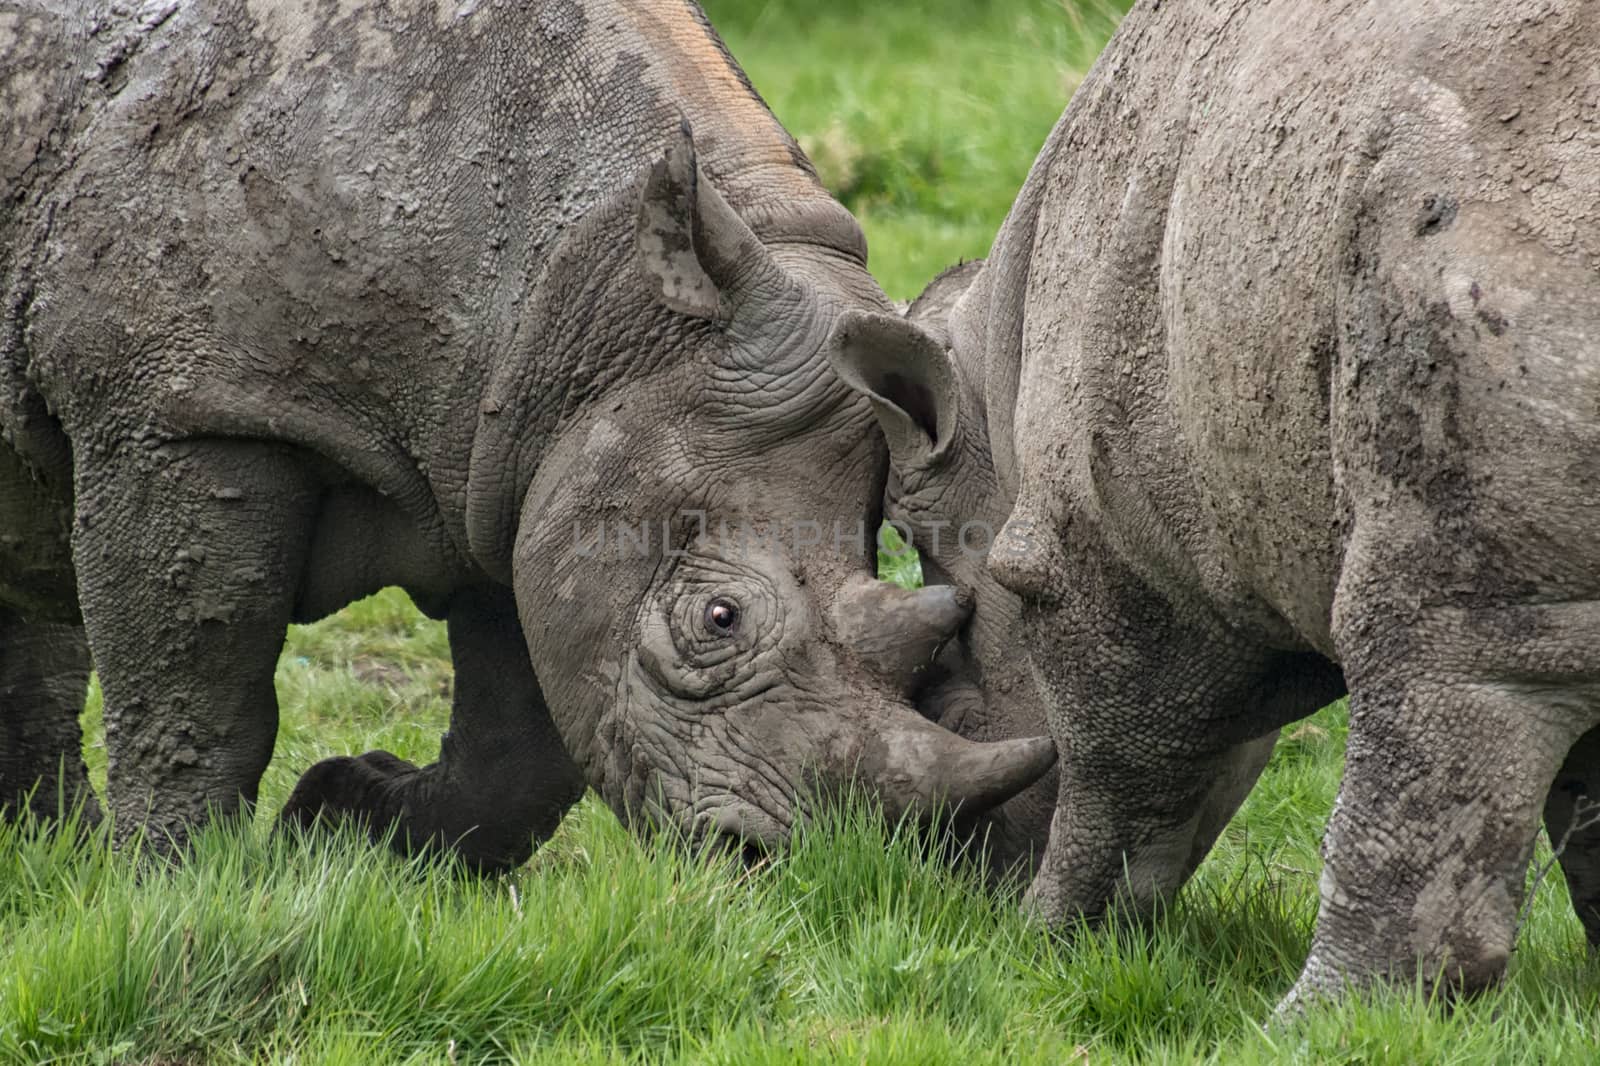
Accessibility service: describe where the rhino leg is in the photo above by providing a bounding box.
[1014,546,1342,927]
[1544,725,1600,947]
[0,609,96,824]
[1286,603,1600,1012]
[74,439,318,848]
[1282,176,1600,1007]
[281,588,584,872]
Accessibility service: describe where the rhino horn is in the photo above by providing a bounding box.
[836,706,1057,820]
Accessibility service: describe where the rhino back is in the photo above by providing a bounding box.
[1004,0,1600,652]
[4,0,837,561]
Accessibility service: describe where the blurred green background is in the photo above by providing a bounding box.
[703,0,1131,298]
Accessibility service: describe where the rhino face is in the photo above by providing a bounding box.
[825,267,1059,872]
[502,135,1055,850]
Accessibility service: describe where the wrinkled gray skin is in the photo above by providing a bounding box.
[0,0,1055,863]
[833,0,1600,1010]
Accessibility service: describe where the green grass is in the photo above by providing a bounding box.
[8,1,1600,1062]
[9,693,1600,1063]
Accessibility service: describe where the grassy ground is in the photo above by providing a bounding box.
[6,1,1600,1062]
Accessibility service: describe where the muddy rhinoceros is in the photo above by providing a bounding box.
[0,0,1056,866]
[830,0,1600,1008]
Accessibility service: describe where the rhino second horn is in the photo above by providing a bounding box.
[832,576,972,691]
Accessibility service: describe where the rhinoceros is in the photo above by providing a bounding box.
[0,0,1056,866]
[831,0,1600,1007]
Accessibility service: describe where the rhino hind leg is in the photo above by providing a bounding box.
[73,438,319,849]
[280,588,584,873]
[1544,725,1600,946]
[1288,185,1600,1007]
[0,609,97,824]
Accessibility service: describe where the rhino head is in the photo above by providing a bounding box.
[823,263,1059,876]
[484,135,1055,851]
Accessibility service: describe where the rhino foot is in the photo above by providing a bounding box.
[279,750,438,854]
[280,589,585,874]
[279,743,578,875]
[281,751,415,828]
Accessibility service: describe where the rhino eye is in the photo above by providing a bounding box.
[703,597,740,637]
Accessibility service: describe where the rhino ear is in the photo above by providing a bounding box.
[636,121,778,323]
[825,309,962,469]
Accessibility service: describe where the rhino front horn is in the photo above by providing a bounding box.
[850,711,1058,820]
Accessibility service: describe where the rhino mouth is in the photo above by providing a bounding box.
[712,833,772,870]
[664,813,776,870]
[692,802,787,868]
[685,830,772,871]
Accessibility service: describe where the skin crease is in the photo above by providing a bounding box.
[833,0,1600,1015]
[0,0,1055,866]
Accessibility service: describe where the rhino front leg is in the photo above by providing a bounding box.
[73,439,318,848]
[1286,603,1600,1011]
[0,610,96,824]
[281,588,584,872]
[1026,694,1292,929]
[1011,547,1340,927]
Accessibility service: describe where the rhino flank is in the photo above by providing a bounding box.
[0,0,1055,865]
[830,0,1600,1009]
